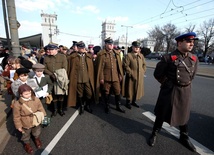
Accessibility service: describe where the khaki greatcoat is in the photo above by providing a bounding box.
[67,52,95,107]
[122,52,146,101]
[95,49,124,102]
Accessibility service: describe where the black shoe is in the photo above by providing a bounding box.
[132,102,139,108]
[85,105,93,113]
[105,105,110,114]
[59,110,65,116]
[116,106,125,113]
[51,110,58,117]
[79,105,84,115]
[179,134,196,152]
[126,103,132,109]
[148,134,157,147]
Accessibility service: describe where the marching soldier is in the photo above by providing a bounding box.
[67,41,94,115]
[96,37,125,114]
[123,41,146,109]
[148,32,199,152]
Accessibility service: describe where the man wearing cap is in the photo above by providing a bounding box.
[43,43,68,117]
[148,32,199,152]
[67,41,94,115]
[123,41,146,109]
[96,37,125,114]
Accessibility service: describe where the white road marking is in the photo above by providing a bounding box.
[143,111,214,155]
[41,110,79,155]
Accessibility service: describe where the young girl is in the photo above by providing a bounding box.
[13,84,46,154]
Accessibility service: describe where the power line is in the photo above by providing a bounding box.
[59,31,99,39]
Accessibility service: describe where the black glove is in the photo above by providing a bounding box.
[50,74,57,82]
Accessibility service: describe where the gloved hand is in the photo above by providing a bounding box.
[50,74,57,82]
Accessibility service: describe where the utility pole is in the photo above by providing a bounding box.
[6,0,21,57]
[49,15,53,43]
[121,25,133,55]
[2,0,11,53]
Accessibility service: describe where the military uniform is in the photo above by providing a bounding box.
[148,32,199,152]
[67,41,94,114]
[43,44,68,117]
[96,37,125,113]
[123,41,146,109]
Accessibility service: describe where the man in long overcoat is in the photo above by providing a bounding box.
[67,41,94,114]
[123,41,146,109]
[96,37,125,114]
[148,32,199,152]
[43,43,68,117]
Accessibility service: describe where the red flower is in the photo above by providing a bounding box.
[171,55,177,61]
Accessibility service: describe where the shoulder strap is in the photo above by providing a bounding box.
[22,103,33,113]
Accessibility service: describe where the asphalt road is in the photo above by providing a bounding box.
[2,68,214,155]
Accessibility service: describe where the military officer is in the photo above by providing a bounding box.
[67,41,94,115]
[148,32,199,152]
[123,41,146,109]
[43,43,68,117]
[96,37,125,114]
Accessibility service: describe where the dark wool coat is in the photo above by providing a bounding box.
[67,53,95,107]
[43,53,68,76]
[154,50,198,126]
[122,52,146,101]
[95,49,124,102]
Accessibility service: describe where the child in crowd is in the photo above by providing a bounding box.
[11,68,38,98]
[13,84,46,154]
[32,63,53,111]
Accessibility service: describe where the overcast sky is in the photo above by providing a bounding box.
[0,0,214,47]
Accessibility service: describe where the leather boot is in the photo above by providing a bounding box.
[34,137,42,149]
[148,118,163,147]
[78,97,84,115]
[179,125,196,152]
[125,99,131,109]
[131,98,139,108]
[115,95,125,113]
[104,94,110,114]
[51,101,58,117]
[58,101,65,116]
[85,98,93,113]
[148,129,159,147]
[24,143,33,154]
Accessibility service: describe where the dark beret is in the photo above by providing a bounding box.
[175,32,199,41]
[59,45,63,48]
[132,41,141,47]
[76,41,85,48]
[32,63,45,70]
[16,68,30,76]
[20,59,33,69]
[104,37,113,44]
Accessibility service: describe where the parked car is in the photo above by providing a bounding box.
[145,53,162,60]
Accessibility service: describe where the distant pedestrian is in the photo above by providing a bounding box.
[13,84,46,154]
[123,41,146,109]
[148,32,199,152]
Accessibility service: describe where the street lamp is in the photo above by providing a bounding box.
[121,25,133,54]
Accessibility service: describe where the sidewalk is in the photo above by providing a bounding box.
[0,61,213,153]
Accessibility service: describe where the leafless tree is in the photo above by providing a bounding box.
[198,18,214,56]
[147,25,165,52]
[161,23,180,53]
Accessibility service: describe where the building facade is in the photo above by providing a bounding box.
[101,20,116,47]
[41,13,58,46]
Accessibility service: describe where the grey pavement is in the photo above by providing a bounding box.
[0,60,213,154]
